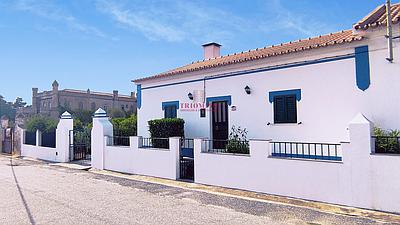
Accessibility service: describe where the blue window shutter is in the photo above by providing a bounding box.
[137,84,142,109]
[162,101,179,118]
[273,95,297,124]
[355,46,371,91]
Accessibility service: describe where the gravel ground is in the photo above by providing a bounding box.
[0,156,387,225]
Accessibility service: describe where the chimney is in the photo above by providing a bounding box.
[131,92,135,99]
[202,42,221,60]
[113,90,118,99]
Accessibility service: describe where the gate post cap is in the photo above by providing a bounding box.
[60,111,73,119]
[93,108,108,118]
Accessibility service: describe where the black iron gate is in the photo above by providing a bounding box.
[1,128,13,154]
[180,139,194,181]
[69,130,91,161]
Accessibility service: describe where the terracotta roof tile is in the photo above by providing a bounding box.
[354,3,400,30]
[134,30,362,83]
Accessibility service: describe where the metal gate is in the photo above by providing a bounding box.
[69,130,91,161]
[180,139,194,181]
[1,128,13,154]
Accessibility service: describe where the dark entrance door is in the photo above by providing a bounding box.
[179,139,194,181]
[2,128,13,154]
[69,130,91,161]
[211,101,229,149]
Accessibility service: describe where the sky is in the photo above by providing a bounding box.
[0,0,390,104]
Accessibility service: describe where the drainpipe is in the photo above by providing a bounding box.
[386,0,394,62]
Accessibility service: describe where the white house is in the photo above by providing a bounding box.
[134,3,400,144]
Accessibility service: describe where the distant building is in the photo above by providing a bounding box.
[32,81,136,117]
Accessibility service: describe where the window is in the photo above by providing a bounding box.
[162,101,179,119]
[164,105,177,118]
[79,102,84,110]
[273,95,297,124]
[91,102,96,111]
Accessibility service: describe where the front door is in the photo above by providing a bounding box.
[211,101,229,149]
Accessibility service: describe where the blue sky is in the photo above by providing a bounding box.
[0,0,389,103]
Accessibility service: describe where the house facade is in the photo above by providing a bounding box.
[134,4,400,143]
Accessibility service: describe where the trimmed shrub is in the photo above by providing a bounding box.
[26,115,58,133]
[148,118,185,138]
[148,118,184,148]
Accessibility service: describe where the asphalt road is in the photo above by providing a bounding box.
[0,156,385,225]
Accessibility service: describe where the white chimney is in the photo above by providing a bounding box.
[202,42,221,60]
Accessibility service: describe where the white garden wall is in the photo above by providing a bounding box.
[194,114,400,213]
[102,137,180,180]
[91,111,180,180]
[93,110,400,213]
[20,112,73,163]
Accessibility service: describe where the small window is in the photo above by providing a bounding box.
[273,95,297,124]
[91,102,96,111]
[79,102,84,110]
[121,105,125,110]
[164,105,177,118]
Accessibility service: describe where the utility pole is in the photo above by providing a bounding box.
[386,0,394,62]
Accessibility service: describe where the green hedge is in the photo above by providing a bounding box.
[112,114,137,136]
[148,118,184,138]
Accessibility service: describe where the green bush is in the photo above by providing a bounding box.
[374,127,400,153]
[226,126,249,154]
[148,118,184,148]
[112,114,137,136]
[26,115,58,133]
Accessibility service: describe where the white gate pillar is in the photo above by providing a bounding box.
[346,113,373,209]
[56,112,74,162]
[91,108,113,170]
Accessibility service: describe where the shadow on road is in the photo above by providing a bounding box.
[10,158,36,225]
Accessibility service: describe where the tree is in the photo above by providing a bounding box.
[0,95,15,121]
[109,108,127,119]
[26,115,58,133]
[13,97,27,108]
[112,114,137,136]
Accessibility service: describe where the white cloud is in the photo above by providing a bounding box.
[260,0,333,37]
[13,0,107,38]
[95,0,251,44]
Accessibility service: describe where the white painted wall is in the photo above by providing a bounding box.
[20,112,73,162]
[104,137,180,180]
[137,28,400,143]
[194,114,400,213]
[91,114,180,180]
[102,137,180,180]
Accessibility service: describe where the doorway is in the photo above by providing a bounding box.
[211,101,229,149]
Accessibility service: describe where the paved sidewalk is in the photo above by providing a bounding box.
[0,155,397,225]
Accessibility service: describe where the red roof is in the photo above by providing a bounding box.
[354,3,400,30]
[134,4,400,83]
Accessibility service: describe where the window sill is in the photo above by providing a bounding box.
[267,122,302,127]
